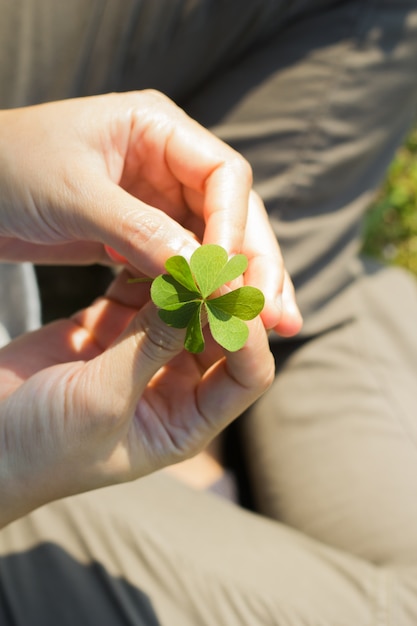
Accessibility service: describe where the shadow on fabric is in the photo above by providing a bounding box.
[0,542,161,626]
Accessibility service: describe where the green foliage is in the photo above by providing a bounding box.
[150,244,264,353]
[362,126,417,274]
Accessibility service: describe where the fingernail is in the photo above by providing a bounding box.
[104,245,128,265]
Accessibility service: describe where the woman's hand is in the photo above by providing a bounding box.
[0,91,301,336]
[0,269,275,528]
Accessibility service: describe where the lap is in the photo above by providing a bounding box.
[0,473,389,625]
[241,262,417,567]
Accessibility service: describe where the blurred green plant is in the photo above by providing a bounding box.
[362,126,417,275]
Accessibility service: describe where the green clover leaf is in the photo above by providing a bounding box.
[150,244,265,353]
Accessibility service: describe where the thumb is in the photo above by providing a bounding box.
[87,301,186,421]
[76,177,199,276]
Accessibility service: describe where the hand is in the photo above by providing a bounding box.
[0,269,274,527]
[0,91,301,336]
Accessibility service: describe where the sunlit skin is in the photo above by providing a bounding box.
[0,269,275,528]
[0,90,302,528]
[0,91,302,336]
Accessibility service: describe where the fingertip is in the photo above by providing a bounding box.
[260,299,283,331]
[225,316,275,393]
[261,279,303,338]
[273,314,303,338]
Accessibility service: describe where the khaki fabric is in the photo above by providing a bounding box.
[0,474,393,625]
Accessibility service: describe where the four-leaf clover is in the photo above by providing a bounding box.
[149,244,264,353]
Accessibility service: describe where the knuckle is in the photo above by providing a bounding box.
[141,88,171,106]
[248,355,275,394]
[261,360,276,392]
[249,188,264,209]
[115,207,169,265]
[248,363,275,399]
[218,151,252,186]
[127,209,165,248]
[231,153,253,185]
[134,308,185,364]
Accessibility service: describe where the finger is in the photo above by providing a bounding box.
[75,176,199,276]
[241,191,285,328]
[104,268,153,310]
[241,191,303,334]
[103,245,128,265]
[273,270,303,337]
[49,91,252,274]
[134,91,253,255]
[194,317,275,438]
[0,238,110,265]
[0,296,141,397]
[85,300,186,420]
[103,223,201,271]
[167,120,252,254]
[72,295,139,350]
